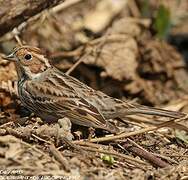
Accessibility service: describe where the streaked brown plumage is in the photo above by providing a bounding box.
[4,46,186,133]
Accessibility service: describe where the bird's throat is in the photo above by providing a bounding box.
[15,62,29,81]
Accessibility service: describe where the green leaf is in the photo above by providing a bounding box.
[101,154,115,165]
[175,130,188,144]
[153,5,171,39]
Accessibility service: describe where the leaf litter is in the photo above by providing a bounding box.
[0,0,188,179]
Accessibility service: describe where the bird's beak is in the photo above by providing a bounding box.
[2,52,16,61]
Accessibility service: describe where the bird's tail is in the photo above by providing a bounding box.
[120,102,186,119]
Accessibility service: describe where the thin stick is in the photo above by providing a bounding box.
[152,152,178,164]
[74,126,159,143]
[66,57,84,75]
[8,136,51,158]
[127,138,178,164]
[14,35,23,46]
[49,144,70,171]
[74,141,107,149]
[123,139,170,168]
[51,46,83,58]
[73,141,148,167]
[74,117,188,143]
[79,146,148,166]
[12,28,23,46]
[52,0,82,14]
[20,141,48,158]
[66,30,112,75]
[31,133,51,144]
[66,53,88,75]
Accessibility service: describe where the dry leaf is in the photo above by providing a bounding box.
[84,34,138,81]
[83,0,128,33]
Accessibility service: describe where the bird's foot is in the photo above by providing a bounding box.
[88,127,95,140]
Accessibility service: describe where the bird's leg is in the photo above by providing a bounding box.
[57,117,73,141]
[88,127,95,140]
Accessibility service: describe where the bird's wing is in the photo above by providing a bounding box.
[23,70,118,133]
[53,69,186,119]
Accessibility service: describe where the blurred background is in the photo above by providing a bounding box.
[0,0,188,179]
[1,0,188,107]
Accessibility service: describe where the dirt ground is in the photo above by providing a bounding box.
[0,0,188,179]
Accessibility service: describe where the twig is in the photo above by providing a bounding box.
[59,137,84,153]
[65,51,89,75]
[152,152,178,164]
[52,0,82,14]
[122,139,170,168]
[65,56,84,75]
[2,135,50,159]
[18,137,64,169]
[74,125,161,143]
[127,138,178,164]
[20,141,48,158]
[12,28,23,46]
[31,133,51,144]
[73,141,148,168]
[74,141,107,149]
[32,130,75,150]
[167,155,188,157]
[50,46,83,59]
[78,145,148,167]
[66,29,113,75]
[0,121,14,128]
[49,144,70,171]
[74,117,188,143]
[5,127,30,140]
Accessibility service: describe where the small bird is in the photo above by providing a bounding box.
[4,46,185,133]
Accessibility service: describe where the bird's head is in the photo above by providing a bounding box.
[4,46,51,79]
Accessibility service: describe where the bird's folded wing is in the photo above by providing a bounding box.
[24,80,117,131]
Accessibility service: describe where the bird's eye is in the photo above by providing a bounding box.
[24,54,32,61]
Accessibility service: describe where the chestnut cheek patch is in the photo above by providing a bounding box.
[30,63,43,74]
